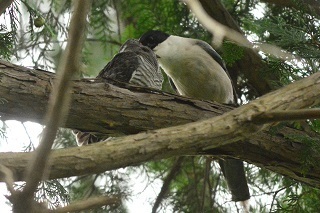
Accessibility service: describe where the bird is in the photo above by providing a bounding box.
[74,39,163,146]
[139,30,250,209]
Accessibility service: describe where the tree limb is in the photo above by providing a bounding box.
[252,108,320,124]
[0,60,233,135]
[186,0,294,62]
[9,1,92,213]
[152,157,185,213]
[52,196,121,213]
[1,60,320,188]
[199,0,276,96]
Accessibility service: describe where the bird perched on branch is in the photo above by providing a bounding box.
[140,30,250,209]
[74,39,163,146]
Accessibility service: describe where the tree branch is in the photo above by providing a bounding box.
[252,108,320,124]
[9,1,91,213]
[0,60,233,135]
[1,60,320,188]
[198,0,277,96]
[184,0,294,59]
[0,164,15,194]
[152,157,185,213]
[52,196,121,213]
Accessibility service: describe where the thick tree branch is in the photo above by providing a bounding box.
[1,60,320,188]
[0,60,232,135]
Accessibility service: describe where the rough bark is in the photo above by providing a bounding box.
[0,60,232,135]
[1,60,320,188]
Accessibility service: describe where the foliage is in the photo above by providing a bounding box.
[1,0,320,212]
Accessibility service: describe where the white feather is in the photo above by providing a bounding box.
[154,35,234,103]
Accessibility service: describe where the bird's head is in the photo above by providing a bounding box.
[139,30,170,50]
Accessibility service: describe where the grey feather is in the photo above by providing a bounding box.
[74,39,163,146]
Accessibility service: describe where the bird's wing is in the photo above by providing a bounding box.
[76,42,163,146]
[195,41,228,71]
[168,77,178,94]
[195,40,238,104]
[131,54,163,89]
[97,51,139,83]
[75,52,140,146]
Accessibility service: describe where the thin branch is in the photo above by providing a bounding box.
[211,167,222,209]
[252,108,320,124]
[0,164,15,194]
[52,196,121,213]
[269,185,293,213]
[11,1,92,212]
[183,0,295,60]
[200,157,211,212]
[21,122,36,151]
[152,157,185,213]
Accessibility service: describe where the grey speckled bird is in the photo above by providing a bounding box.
[74,39,163,146]
[140,30,250,210]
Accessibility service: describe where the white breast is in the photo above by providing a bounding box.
[154,36,234,104]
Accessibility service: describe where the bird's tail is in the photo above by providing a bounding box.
[72,130,106,146]
[240,199,250,213]
[219,159,250,211]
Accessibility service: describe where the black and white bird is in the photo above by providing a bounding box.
[140,30,250,208]
[74,39,163,146]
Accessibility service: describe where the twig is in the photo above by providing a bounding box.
[269,185,292,213]
[0,164,15,194]
[183,0,295,60]
[152,157,185,213]
[10,1,92,212]
[200,157,211,212]
[251,108,320,124]
[211,168,222,209]
[21,122,36,151]
[52,196,121,213]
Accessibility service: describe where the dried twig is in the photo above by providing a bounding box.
[0,164,15,194]
[183,0,295,60]
[251,108,320,124]
[152,157,185,213]
[10,1,92,212]
[52,196,121,213]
